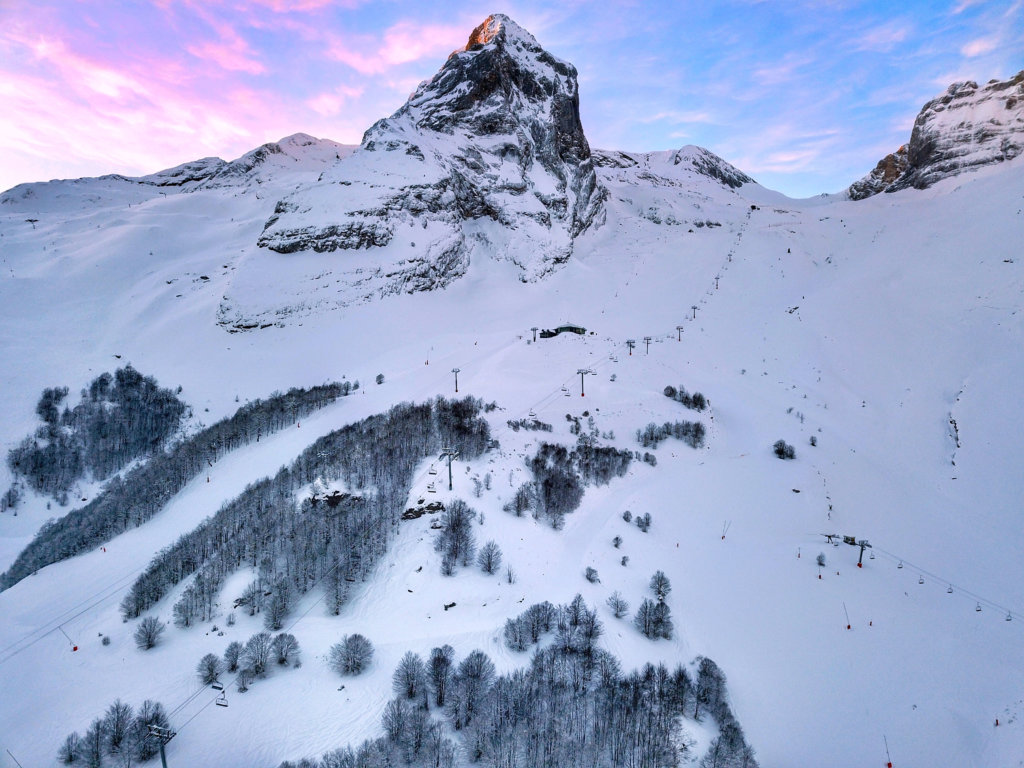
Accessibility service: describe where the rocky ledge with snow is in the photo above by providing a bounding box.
[850,70,1024,199]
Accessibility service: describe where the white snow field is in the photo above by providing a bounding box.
[2,32,1024,767]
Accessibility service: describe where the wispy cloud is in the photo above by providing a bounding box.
[854,21,911,52]
[961,35,999,57]
[326,20,466,75]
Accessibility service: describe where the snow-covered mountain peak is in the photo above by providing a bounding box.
[248,15,606,325]
[849,70,1024,198]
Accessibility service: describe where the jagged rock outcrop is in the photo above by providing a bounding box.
[849,70,1024,198]
[848,145,908,200]
[257,14,607,291]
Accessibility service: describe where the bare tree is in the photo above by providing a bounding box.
[197,653,223,684]
[330,634,373,675]
[133,616,164,650]
[477,540,502,574]
[606,591,629,619]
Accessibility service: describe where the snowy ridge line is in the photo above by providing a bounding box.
[0,564,147,665]
[871,546,1022,621]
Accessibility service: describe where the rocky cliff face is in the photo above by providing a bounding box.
[847,145,908,201]
[257,14,606,295]
[849,70,1024,199]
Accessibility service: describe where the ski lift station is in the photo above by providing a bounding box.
[539,322,587,338]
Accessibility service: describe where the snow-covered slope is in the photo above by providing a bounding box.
[849,70,1024,198]
[2,16,1024,768]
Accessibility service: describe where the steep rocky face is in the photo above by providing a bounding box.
[849,70,1024,198]
[257,14,606,295]
[848,145,908,200]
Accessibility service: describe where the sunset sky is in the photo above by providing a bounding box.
[1,0,1021,197]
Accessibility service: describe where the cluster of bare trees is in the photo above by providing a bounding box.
[280,597,757,768]
[58,699,170,766]
[636,420,706,450]
[1,381,347,591]
[8,367,187,504]
[119,398,492,632]
[504,441,632,529]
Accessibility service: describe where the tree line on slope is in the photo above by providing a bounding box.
[120,398,493,630]
[0,381,350,591]
[278,596,757,768]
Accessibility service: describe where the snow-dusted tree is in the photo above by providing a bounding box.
[652,600,674,639]
[132,699,170,762]
[330,634,373,675]
[80,718,105,768]
[197,653,223,684]
[264,581,292,631]
[272,632,300,666]
[224,640,243,672]
[649,570,672,601]
[242,631,273,676]
[57,731,80,764]
[773,439,796,460]
[477,540,502,574]
[607,590,629,619]
[392,651,427,702]
[133,615,164,650]
[634,598,657,638]
[429,644,455,707]
[448,650,495,730]
[103,699,134,754]
[239,580,264,617]
[584,566,600,583]
[504,616,529,652]
[435,499,477,571]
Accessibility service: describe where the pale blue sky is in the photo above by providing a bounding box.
[1,1,1021,197]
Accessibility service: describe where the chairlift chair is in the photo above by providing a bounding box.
[1007,612,1013,622]
[428,465,437,476]
[947,585,954,594]
[897,561,903,569]
[215,692,228,707]
[976,602,982,612]
[427,482,436,494]
[528,410,536,418]
[211,680,224,691]
[918,575,925,585]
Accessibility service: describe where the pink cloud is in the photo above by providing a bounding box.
[186,38,266,74]
[960,36,999,57]
[326,19,466,75]
[307,84,366,116]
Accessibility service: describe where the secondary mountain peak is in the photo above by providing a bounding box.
[849,70,1024,199]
